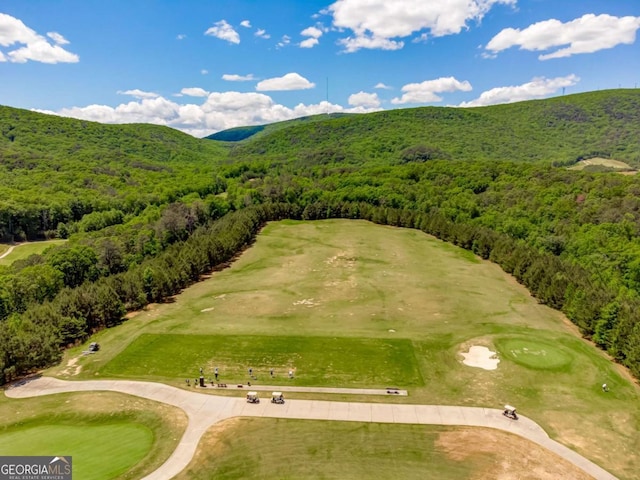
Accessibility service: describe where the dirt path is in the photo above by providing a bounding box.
[4,377,616,480]
[0,245,16,259]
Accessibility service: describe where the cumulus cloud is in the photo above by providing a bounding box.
[486,14,640,60]
[118,89,160,99]
[41,91,373,138]
[300,26,323,48]
[392,77,472,104]
[374,82,393,90]
[328,0,515,52]
[222,73,256,81]
[0,13,79,63]
[255,29,270,39]
[256,73,315,91]
[201,69,209,75]
[348,91,381,108]
[176,34,186,40]
[458,75,580,107]
[181,87,209,97]
[240,20,251,28]
[205,20,240,44]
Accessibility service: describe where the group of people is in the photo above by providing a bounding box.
[185,366,296,387]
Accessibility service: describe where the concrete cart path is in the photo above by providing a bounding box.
[5,377,616,480]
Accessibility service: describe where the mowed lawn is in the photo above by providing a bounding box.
[0,239,66,266]
[101,334,422,387]
[0,391,187,480]
[52,219,640,479]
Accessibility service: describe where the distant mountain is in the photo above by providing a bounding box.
[222,90,640,166]
[205,113,352,142]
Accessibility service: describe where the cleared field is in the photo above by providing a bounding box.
[44,220,640,478]
[568,157,636,171]
[0,239,66,266]
[0,391,187,480]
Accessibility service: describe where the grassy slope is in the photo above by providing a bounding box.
[224,89,640,165]
[57,219,640,479]
[0,240,66,266]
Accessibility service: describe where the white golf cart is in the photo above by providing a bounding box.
[502,405,518,420]
[271,392,285,404]
[246,391,260,404]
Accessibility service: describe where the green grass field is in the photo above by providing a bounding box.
[0,391,187,480]
[176,419,591,480]
[0,239,66,266]
[15,220,640,479]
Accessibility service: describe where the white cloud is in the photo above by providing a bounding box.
[300,38,319,48]
[300,26,323,48]
[459,75,580,107]
[486,14,640,60]
[46,32,69,45]
[222,73,256,81]
[256,73,315,91]
[205,20,240,44]
[277,35,291,48]
[118,89,160,99]
[240,20,252,28]
[392,77,472,104]
[339,34,404,53]
[328,0,515,52]
[301,26,323,39]
[0,13,79,63]
[41,91,372,138]
[0,51,5,62]
[255,29,270,39]
[181,87,209,97]
[176,34,186,40]
[374,82,392,90]
[348,91,381,108]
[201,69,209,75]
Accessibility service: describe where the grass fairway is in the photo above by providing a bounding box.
[0,424,152,480]
[176,418,591,480]
[0,239,66,266]
[102,333,422,387]
[47,219,640,479]
[0,391,187,480]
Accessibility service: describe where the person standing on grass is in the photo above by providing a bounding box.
[215,367,219,380]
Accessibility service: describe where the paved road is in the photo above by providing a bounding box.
[5,377,616,480]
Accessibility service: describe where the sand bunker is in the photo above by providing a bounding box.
[461,346,500,370]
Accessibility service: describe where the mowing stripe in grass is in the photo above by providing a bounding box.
[101,334,423,387]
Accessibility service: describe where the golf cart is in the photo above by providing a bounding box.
[246,391,260,404]
[503,405,518,420]
[271,392,285,404]
[89,342,100,352]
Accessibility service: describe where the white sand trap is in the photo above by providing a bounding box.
[461,346,500,370]
[201,307,214,312]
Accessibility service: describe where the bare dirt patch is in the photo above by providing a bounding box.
[436,427,592,480]
[59,356,82,377]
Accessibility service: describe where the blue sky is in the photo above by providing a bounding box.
[1,0,639,136]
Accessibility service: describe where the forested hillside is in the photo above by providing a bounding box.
[1,90,640,384]
[0,106,226,241]
[226,89,640,166]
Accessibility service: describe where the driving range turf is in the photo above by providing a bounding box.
[6,219,640,479]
